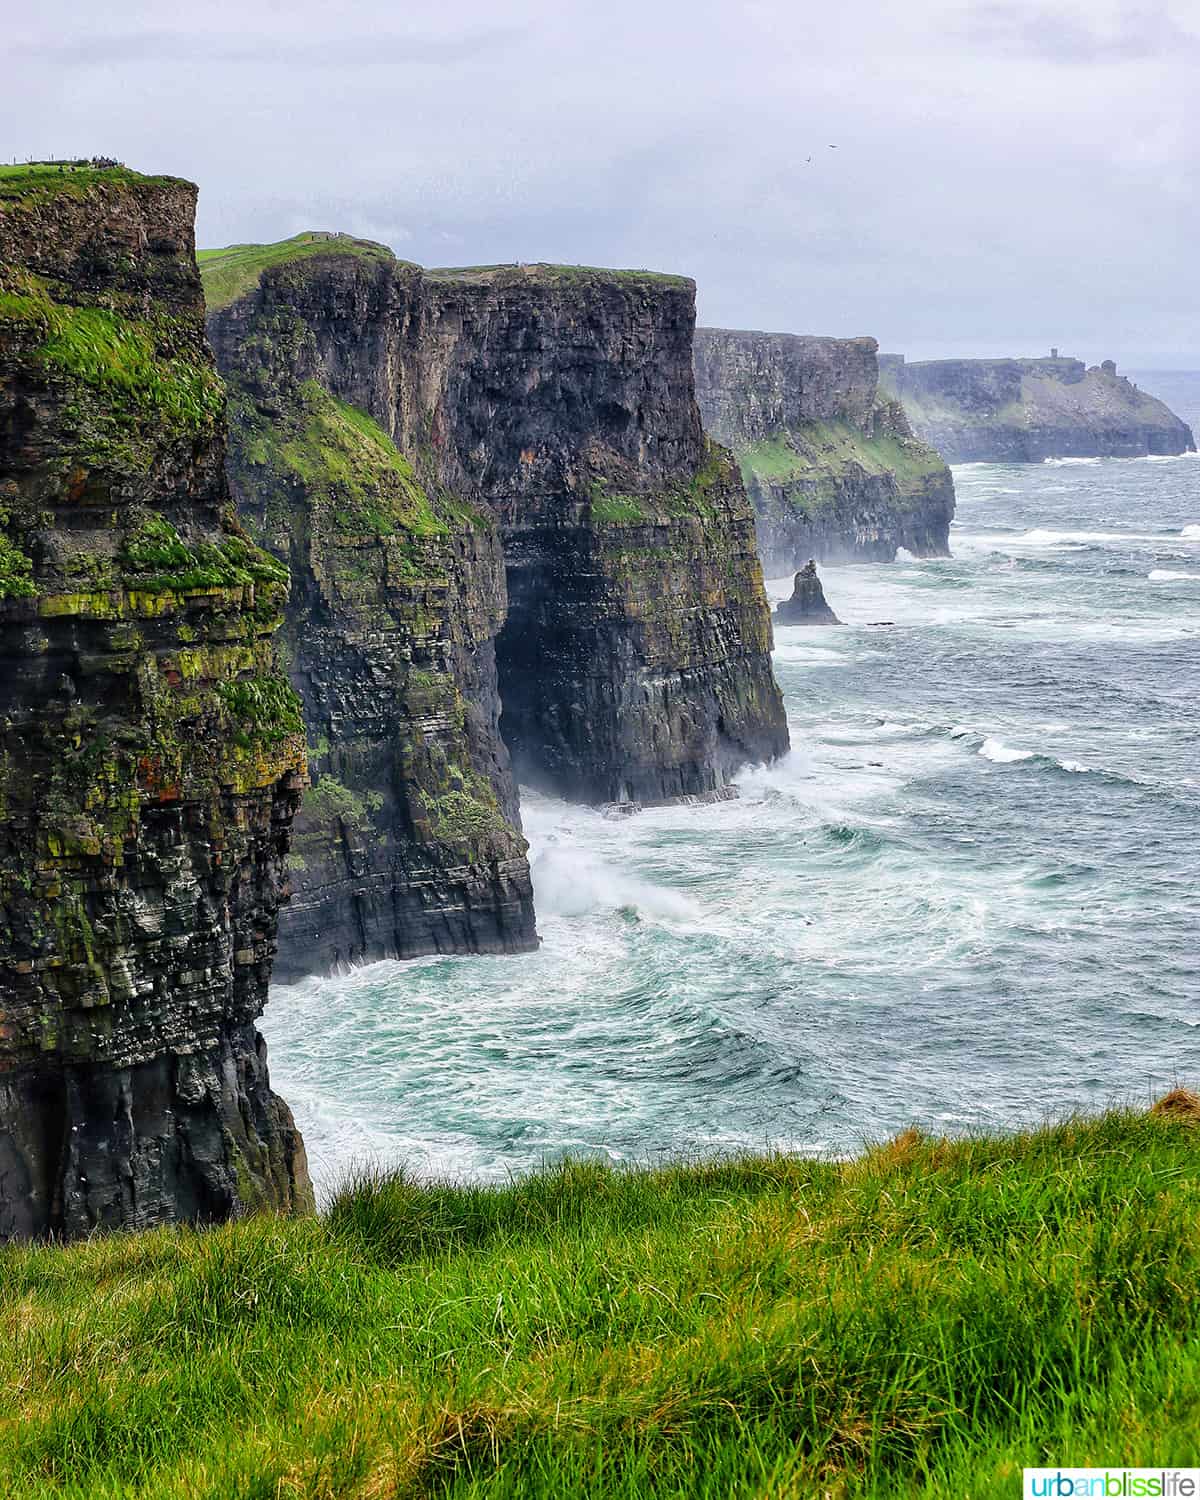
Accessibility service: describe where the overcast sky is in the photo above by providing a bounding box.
[6,0,1198,363]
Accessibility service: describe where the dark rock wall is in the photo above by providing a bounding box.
[428,267,788,804]
[211,257,786,866]
[881,354,1197,462]
[206,260,538,981]
[0,168,311,1240]
[694,329,956,571]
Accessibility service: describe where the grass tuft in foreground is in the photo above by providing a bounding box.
[2,1106,1199,1497]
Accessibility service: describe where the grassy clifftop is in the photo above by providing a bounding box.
[2,1100,1198,1496]
[739,418,950,516]
[198,232,397,310]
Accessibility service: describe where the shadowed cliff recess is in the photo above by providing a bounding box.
[694,329,956,570]
[0,165,312,1240]
[203,240,787,976]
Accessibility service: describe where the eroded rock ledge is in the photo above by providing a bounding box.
[0,165,311,1239]
[880,353,1196,462]
[694,329,955,570]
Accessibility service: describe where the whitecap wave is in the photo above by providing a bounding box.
[1042,456,1102,466]
[531,847,699,922]
[979,737,1034,764]
[1148,570,1200,582]
[1182,525,1200,539]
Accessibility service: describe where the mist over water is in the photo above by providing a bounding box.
[264,375,1200,1201]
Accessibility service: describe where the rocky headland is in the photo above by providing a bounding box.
[775,561,841,626]
[204,240,788,977]
[0,165,311,1239]
[694,329,955,571]
[879,353,1197,463]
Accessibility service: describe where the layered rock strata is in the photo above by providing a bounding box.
[206,249,787,946]
[204,241,538,979]
[775,562,841,626]
[879,353,1196,462]
[694,329,955,570]
[0,165,311,1240]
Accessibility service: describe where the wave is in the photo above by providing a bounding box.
[1015,528,1137,545]
[531,847,700,922]
[978,737,1035,764]
[1149,570,1200,582]
[1042,456,1102,466]
[1182,525,1200,539]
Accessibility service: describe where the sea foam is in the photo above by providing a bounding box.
[978,737,1035,764]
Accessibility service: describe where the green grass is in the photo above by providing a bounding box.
[0,508,36,600]
[233,380,447,544]
[2,1103,1199,1497]
[0,163,187,203]
[738,419,949,515]
[198,233,397,310]
[0,270,224,445]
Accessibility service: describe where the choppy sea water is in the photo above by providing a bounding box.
[264,372,1200,1200]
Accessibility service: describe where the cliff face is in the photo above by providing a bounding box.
[208,250,786,889]
[0,166,311,1240]
[694,330,955,572]
[434,267,788,804]
[204,244,538,980]
[880,354,1197,463]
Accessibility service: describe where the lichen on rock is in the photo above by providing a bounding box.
[0,164,311,1241]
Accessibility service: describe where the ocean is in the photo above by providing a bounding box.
[263,372,1200,1200]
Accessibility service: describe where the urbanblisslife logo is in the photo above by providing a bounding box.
[1024,1472,1200,1498]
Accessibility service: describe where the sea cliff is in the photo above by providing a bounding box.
[880,353,1197,462]
[694,329,955,570]
[0,165,310,1240]
[204,239,537,980]
[205,243,787,975]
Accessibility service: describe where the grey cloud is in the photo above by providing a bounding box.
[2,0,1196,362]
[12,25,525,67]
[967,0,1198,62]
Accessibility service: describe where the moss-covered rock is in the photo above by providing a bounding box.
[694,330,956,568]
[206,262,536,978]
[0,164,311,1242]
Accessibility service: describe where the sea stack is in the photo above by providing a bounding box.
[204,242,789,976]
[0,165,311,1240]
[775,561,842,625]
[694,329,955,569]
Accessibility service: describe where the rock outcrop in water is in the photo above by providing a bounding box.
[693,329,955,571]
[879,353,1197,463]
[204,242,786,975]
[775,561,841,626]
[0,165,311,1240]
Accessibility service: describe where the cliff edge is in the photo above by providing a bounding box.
[880,353,1197,463]
[204,237,537,980]
[0,165,311,1239]
[205,244,787,976]
[694,329,955,571]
